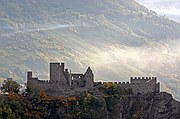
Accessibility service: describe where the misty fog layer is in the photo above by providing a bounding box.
[76,40,180,99]
[0,23,89,38]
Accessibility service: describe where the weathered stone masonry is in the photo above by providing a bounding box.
[27,62,94,95]
[27,62,160,96]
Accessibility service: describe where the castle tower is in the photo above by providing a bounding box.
[27,71,32,86]
[84,67,94,88]
[27,71,32,80]
[27,71,35,91]
[69,70,72,86]
[50,63,68,86]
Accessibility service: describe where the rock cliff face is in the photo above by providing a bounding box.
[47,92,180,119]
[108,92,180,119]
[0,91,179,119]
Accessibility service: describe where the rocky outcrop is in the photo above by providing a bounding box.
[107,92,180,119]
[1,92,179,119]
[48,92,180,119]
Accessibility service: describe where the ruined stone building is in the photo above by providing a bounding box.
[118,77,160,95]
[27,63,94,96]
[27,62,160,96]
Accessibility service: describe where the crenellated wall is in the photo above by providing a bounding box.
[27,63,95,95]
[26,62,160,96]
[94,77,160,95]
[130,77,159,94]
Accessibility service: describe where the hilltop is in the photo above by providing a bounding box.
[0,91,179,119]
[0,0,180,99]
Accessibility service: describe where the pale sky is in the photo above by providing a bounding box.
[136,0,180,22]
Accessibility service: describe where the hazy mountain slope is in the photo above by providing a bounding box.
[0,0,180,100]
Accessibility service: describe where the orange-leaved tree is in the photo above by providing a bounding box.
[1,78,21,93]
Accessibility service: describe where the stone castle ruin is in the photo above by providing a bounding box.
[27,63,94,95]
[27,62,160,96]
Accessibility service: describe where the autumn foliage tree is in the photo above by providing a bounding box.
[1,78,21,93]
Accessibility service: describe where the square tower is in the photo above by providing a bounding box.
[50,63,61,82]
[50,62,68,87]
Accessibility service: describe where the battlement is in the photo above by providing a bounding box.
[96,81,132,85]
[26,62,160,96]
[37,80,50,83]
[118,82,130,84]
[27,62,95,94]
[130,77,157,80]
